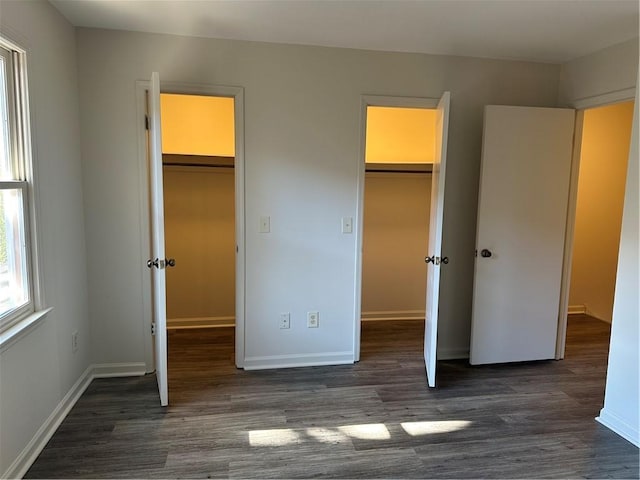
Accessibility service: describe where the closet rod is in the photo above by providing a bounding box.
[163,162,234,169]
[365,169,431,174]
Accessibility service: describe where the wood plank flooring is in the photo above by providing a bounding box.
[26,316,639,479]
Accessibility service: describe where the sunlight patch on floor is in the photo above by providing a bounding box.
[249,428,301,447]
[305,427,351,444]
[401,420,472,436]
[249,420,472,447]
[337,423,391,440]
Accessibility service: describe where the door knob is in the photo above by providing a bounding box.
[425,255,435,264]
[480,249,492,258]
[165,258,176,267]
[147,258,159,269]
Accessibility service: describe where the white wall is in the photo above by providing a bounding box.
[76,28,560,368]
[559,39,639,446]
[361,172,431,319]
[164,166,235,325]
[0,1,89,476]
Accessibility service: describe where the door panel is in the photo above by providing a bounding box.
[148,72,168,405]
[470,106,575,365]
[424,91,450,387]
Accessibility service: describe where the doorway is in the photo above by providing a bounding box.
[137,78,246,405]
[555,98,635,359]
[564,100,634,345]
[160,92,238,393]
[161,93,236,330]
[355,94,451,388]
[360,106,434,361]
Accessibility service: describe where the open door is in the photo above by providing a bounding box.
[423,91,450,387]
[470,106,575,365]
[147,71,168,405]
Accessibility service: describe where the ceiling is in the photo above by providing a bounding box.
[50,0,639,64]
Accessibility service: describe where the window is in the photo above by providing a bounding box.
[0,37,38,333]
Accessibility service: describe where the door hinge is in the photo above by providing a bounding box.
[145,115,150,130]
[151,322,156,336]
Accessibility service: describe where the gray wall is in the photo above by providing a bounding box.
[0,1,88,476]
[76,28,560,368]
[1,4,636,472]
[558,38,638,105]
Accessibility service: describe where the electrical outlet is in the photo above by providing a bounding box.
[307,311,319,328]
[279,312,290,329]
[71,330,79,353]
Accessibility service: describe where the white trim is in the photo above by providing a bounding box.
[0,307,51,352]
[567,305,587,315]
[597,410,640,447]
[2,364,93,480]
[361,310,425,322]
[243,352,354,370]
[136,80,246,372]
[167,316,235,329]
[354,95,440,363]
[556,109,582,360]
[571,87,636,110]
[92,362,147,378]
[2,362,148,479]
[437,347,469,360]
[135,81,155,374]
[0,34,47,333]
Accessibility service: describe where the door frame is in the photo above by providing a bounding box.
[555,86,636,359]
[354,95,439,361]
[136,80,246,370]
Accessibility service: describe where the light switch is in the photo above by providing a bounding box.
[342,217,353,234]
[260,216,270,233]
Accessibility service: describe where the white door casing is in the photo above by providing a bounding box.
[148,71,169,405]
[470,105,575,365]
[423,91,451,387]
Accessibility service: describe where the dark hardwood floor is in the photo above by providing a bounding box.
[26,316,638,479]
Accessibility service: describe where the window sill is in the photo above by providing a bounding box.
[0,307,53,352]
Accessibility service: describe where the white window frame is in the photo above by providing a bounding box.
[0,34,44,338]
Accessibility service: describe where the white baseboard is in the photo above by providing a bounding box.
[2,362,147,479]
[243,352,354,370]
[2,364,94,479]
[92,362,147,378]
[568,305,587,315]
[437,347,469,360]
[361,310,425,322]
[596,409,640,447]
[167,316,235,329]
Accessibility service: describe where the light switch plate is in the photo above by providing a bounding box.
[342,217,353,234]
[260,216,270,233]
